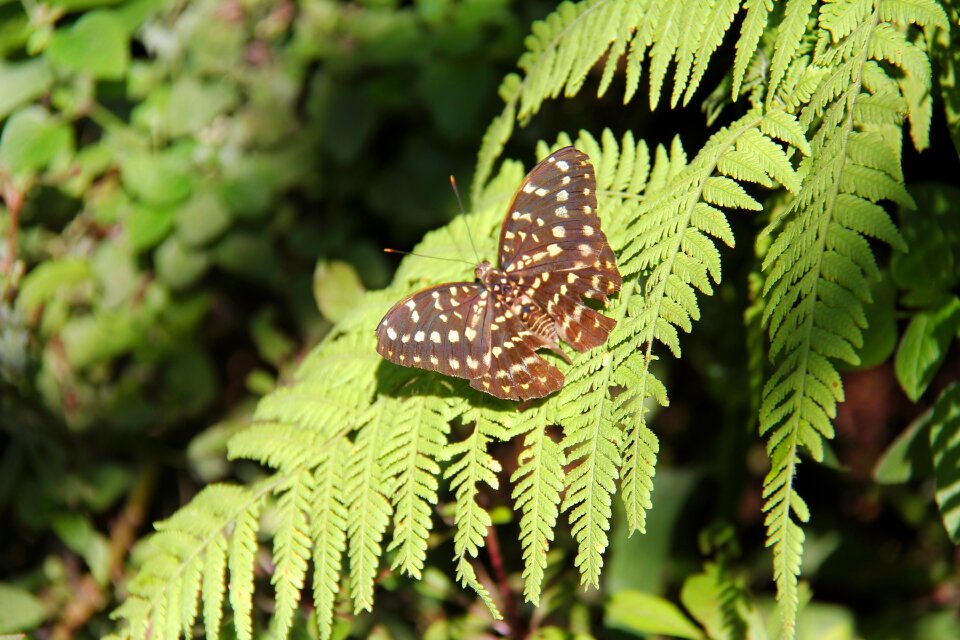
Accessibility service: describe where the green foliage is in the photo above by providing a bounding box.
[8,0,959,638]
[111,97,811,636]
[1,0,535,636]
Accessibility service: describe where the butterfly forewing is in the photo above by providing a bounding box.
[376,283,492,380]
[499,147,622,352]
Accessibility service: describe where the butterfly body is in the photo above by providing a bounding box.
[376,147,621,401]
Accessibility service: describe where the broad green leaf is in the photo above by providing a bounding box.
[313,260,366,323]
[609,469,700,594]
[929,382,960,543]
[680,570,731,640]
[167,77,238,137]
[15,258,92,316]
[892,183,960,299]
[175,190,232,248]
[127,204,176,253]
[873,408,933,484]
[213,233,280,285]
[894,296,960,401]
[850,273,897,369]
[0,583,46,633]
[796,602,856,640]
[0,59,53,119]
[60,311,140,369]
[155,235,209,290]
[0,106,72,177]
[164,346,218,414]
[250,309,295,366]
[45,11,129,80]
[51,513,111,585]
[606,590,705,639]
[120,148,194,206]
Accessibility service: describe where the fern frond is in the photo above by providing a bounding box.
[311,441,348,640]
[510,404,565,605]
[733,0,773,99]
[229,496,263,640]
[269,469,313,639]
[113,483,270,640]
[767,0,818,105]
[383,394,452,578]
[443,406,508,618]
[345,399,395,613]
[757,2,940,635]
[473,0,749,202]
[546,130,662,581]
[685,0,742,105]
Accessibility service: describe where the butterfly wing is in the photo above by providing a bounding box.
[469,310,564,401]
[498,146,622,351]
[376,282,493,380]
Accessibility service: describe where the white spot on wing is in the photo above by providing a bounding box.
[430,331,441,343]
[547,244,562,257]
[556,160,570,171]
[449,329,459,342]
[552,226,565,238]
[556,190,569,202]
[386,327,397,340]
[414,331,425,342]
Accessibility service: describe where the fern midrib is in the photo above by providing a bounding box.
[770,9,878,628]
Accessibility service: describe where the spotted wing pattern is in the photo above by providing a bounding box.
[376,146,621,401]
[498,147,622,352]
[376,283,492,381]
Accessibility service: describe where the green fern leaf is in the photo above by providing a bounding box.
[312,441,348,640]
[757,2,940,636]
[229,498,263,640]
[444,407,507,618]
[930,382,960,543]
[201,532,227,640]
[685,0,741,105]
[383,394,452,578]
[345,400,394,613]
[270,469,313,639]
[768,0,818,105]
[733,0,773,99]
[510,404,565,605]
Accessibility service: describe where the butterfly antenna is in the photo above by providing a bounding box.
[449,175,481,264]
[382,248,474,265]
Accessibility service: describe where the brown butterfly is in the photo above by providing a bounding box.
[376,147,621,400]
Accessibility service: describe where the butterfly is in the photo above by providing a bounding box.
[376,146,621,401]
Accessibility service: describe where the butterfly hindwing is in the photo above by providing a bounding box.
[469,312,564,400]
